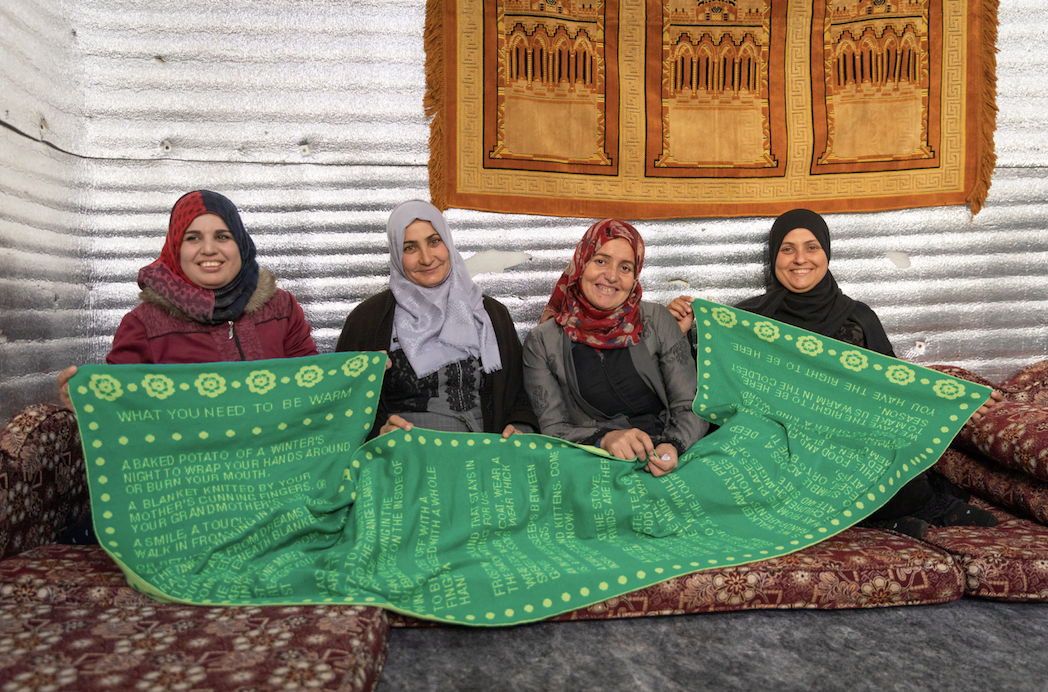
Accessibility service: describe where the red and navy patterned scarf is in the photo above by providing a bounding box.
[539,219,645,349]
[137,190,259,325]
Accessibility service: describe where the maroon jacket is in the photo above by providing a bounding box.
[107,269,318,364]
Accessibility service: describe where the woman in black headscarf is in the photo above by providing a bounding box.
[734,209,895,355]
[670,209,999,538]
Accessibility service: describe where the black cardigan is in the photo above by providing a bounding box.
[335,290,538,439]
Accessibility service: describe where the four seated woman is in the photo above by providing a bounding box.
[522,219,707,477]
[60,197,1006,536]
[335,200,536,439]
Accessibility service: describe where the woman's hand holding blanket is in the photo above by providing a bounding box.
[57,365,79,409]
[667,295,695,334]
[601,428,653,462]
[647,444,678,477]
[968,389,1004,424]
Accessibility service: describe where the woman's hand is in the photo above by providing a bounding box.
[501,424,525,438]
[601,428,654,462]
[645,443,678,477]
[968,390,1005,424]
[380,414,413,436]
[667,295,695,334]
[58,365,78,410]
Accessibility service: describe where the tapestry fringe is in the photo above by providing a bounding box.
[969,0,1000,216]
[424,0,447,211]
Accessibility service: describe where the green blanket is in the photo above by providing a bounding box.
[69,300,987,625]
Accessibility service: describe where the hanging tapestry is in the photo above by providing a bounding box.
[68,302,989,626]
[425,0,998,218]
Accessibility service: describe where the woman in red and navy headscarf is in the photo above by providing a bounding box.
[56,190,318,545]
[59,190,317,399]
[523,219,707,477]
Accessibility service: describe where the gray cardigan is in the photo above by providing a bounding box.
[522,301,708,453]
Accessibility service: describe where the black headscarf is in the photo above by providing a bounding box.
[735,209,894,356]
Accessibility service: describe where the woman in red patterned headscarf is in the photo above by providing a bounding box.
[538,219,646,349]
[524,219,707,476]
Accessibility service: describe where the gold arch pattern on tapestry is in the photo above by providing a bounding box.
[426,0,998,219]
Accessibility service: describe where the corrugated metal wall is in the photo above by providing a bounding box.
[2,0,1047,422]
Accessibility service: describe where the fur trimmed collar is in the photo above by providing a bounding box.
[139,268,278,322]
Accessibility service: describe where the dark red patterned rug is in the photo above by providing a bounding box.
[924,500,1048,602]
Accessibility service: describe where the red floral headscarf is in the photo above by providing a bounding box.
[539,219,645,349]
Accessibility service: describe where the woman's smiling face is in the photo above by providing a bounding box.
[579,238,636,311]
[774,227,828,294]
[180,213,242,289]
[401,219,451,287]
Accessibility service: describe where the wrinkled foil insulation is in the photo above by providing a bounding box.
[1,0,1046,420]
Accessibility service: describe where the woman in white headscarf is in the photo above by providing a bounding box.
[336,200,536,439]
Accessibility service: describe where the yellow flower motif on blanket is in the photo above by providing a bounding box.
[885,364,916,386]
[712,307,737,329]
[753,321,780,343]
[194,373,227,399]
[840,350,868,372]
[795,335,823,357]
[88,374,123,402]
[341,355,369,378]
[245,370,277,395]
[295,365,325,388]
[141,374,175,400]
[933,379,966,400]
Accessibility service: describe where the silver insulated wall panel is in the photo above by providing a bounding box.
[1,0,1047,422]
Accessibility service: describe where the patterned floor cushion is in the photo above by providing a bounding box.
[999,359,1048,404]
[0,601,389,692]
[0,404,89,560]
[923,500,1048,601]
[549,527,963,619]
[0,544,151,607]
[956,402,1048,483]
[935,449,1048,526]
[388,526,963,627]
[930,360,1048,405]
[0,545,391,691]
